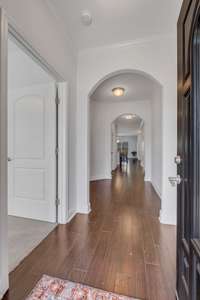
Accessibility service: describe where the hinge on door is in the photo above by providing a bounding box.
[55,86,60,105]
[55,198,61,206]
[55,96,60,105]
[55,147,59,156]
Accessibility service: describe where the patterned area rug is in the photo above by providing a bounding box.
[26,275,140,300]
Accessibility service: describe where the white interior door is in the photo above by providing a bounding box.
[8,83,56,223]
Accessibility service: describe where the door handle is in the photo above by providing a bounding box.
[7,157,12,162]
[168,175,182,187]
[175,155,182,165]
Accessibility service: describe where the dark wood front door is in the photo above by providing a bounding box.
[177,1,200,299]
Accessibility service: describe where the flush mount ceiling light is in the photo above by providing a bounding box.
[125,115,134,120]
[81,10,93,26]
[112,87,125,97]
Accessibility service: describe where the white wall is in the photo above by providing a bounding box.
[137,125,145,167]
[117,121,140,136]
[90,100,152,181]
[77,35,177,225]
[151,84,163,198]
[0,1,77,297]
[111,123,118,171]
[118,136,138,158]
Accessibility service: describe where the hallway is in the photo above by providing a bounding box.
[4,161,176,300]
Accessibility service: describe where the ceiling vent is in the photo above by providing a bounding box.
[81,10,93,26]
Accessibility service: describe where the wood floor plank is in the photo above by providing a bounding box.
[145,264,174,300]
[67,268,87,283]
[84,231,114,290]
[142,215,160,265]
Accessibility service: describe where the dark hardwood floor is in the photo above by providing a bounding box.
[3,161,176,300]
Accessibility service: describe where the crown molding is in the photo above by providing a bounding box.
[79,33,176,55]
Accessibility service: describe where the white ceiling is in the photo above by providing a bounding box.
[91,72,155,102]
[116,114,142,135]
[47,0,182,51]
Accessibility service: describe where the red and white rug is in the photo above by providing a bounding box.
[26,275,139,300]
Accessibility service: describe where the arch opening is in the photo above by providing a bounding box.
[89,69,163,99]
[110,113,145,174]
[88,69,163,214]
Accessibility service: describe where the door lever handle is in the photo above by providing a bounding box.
[168,175,182,187]
[7,157,12,162]
[175,155,182,165]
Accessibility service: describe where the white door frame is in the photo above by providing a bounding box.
[0,8,9,299]
[0,8,68,298]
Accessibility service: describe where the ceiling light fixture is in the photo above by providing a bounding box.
[125,115,134,120]
[112,87,125,97]
[81,10,93,26]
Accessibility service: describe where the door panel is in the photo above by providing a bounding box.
[177,1,200,299]
[15,95,45,159]
[183,1,196,78]
[8,84,56,223]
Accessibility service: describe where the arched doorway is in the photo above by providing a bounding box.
[88,70,163,212]
[110,114,144,174]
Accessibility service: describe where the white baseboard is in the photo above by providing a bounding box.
[159,209,177,226]
[90,174,112,181]
[144,177,151,182]
[151,181,162,199]
[77,201,91,215]
[77,207,91,215]
[66,206,92,223]
[66,210,77,223]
